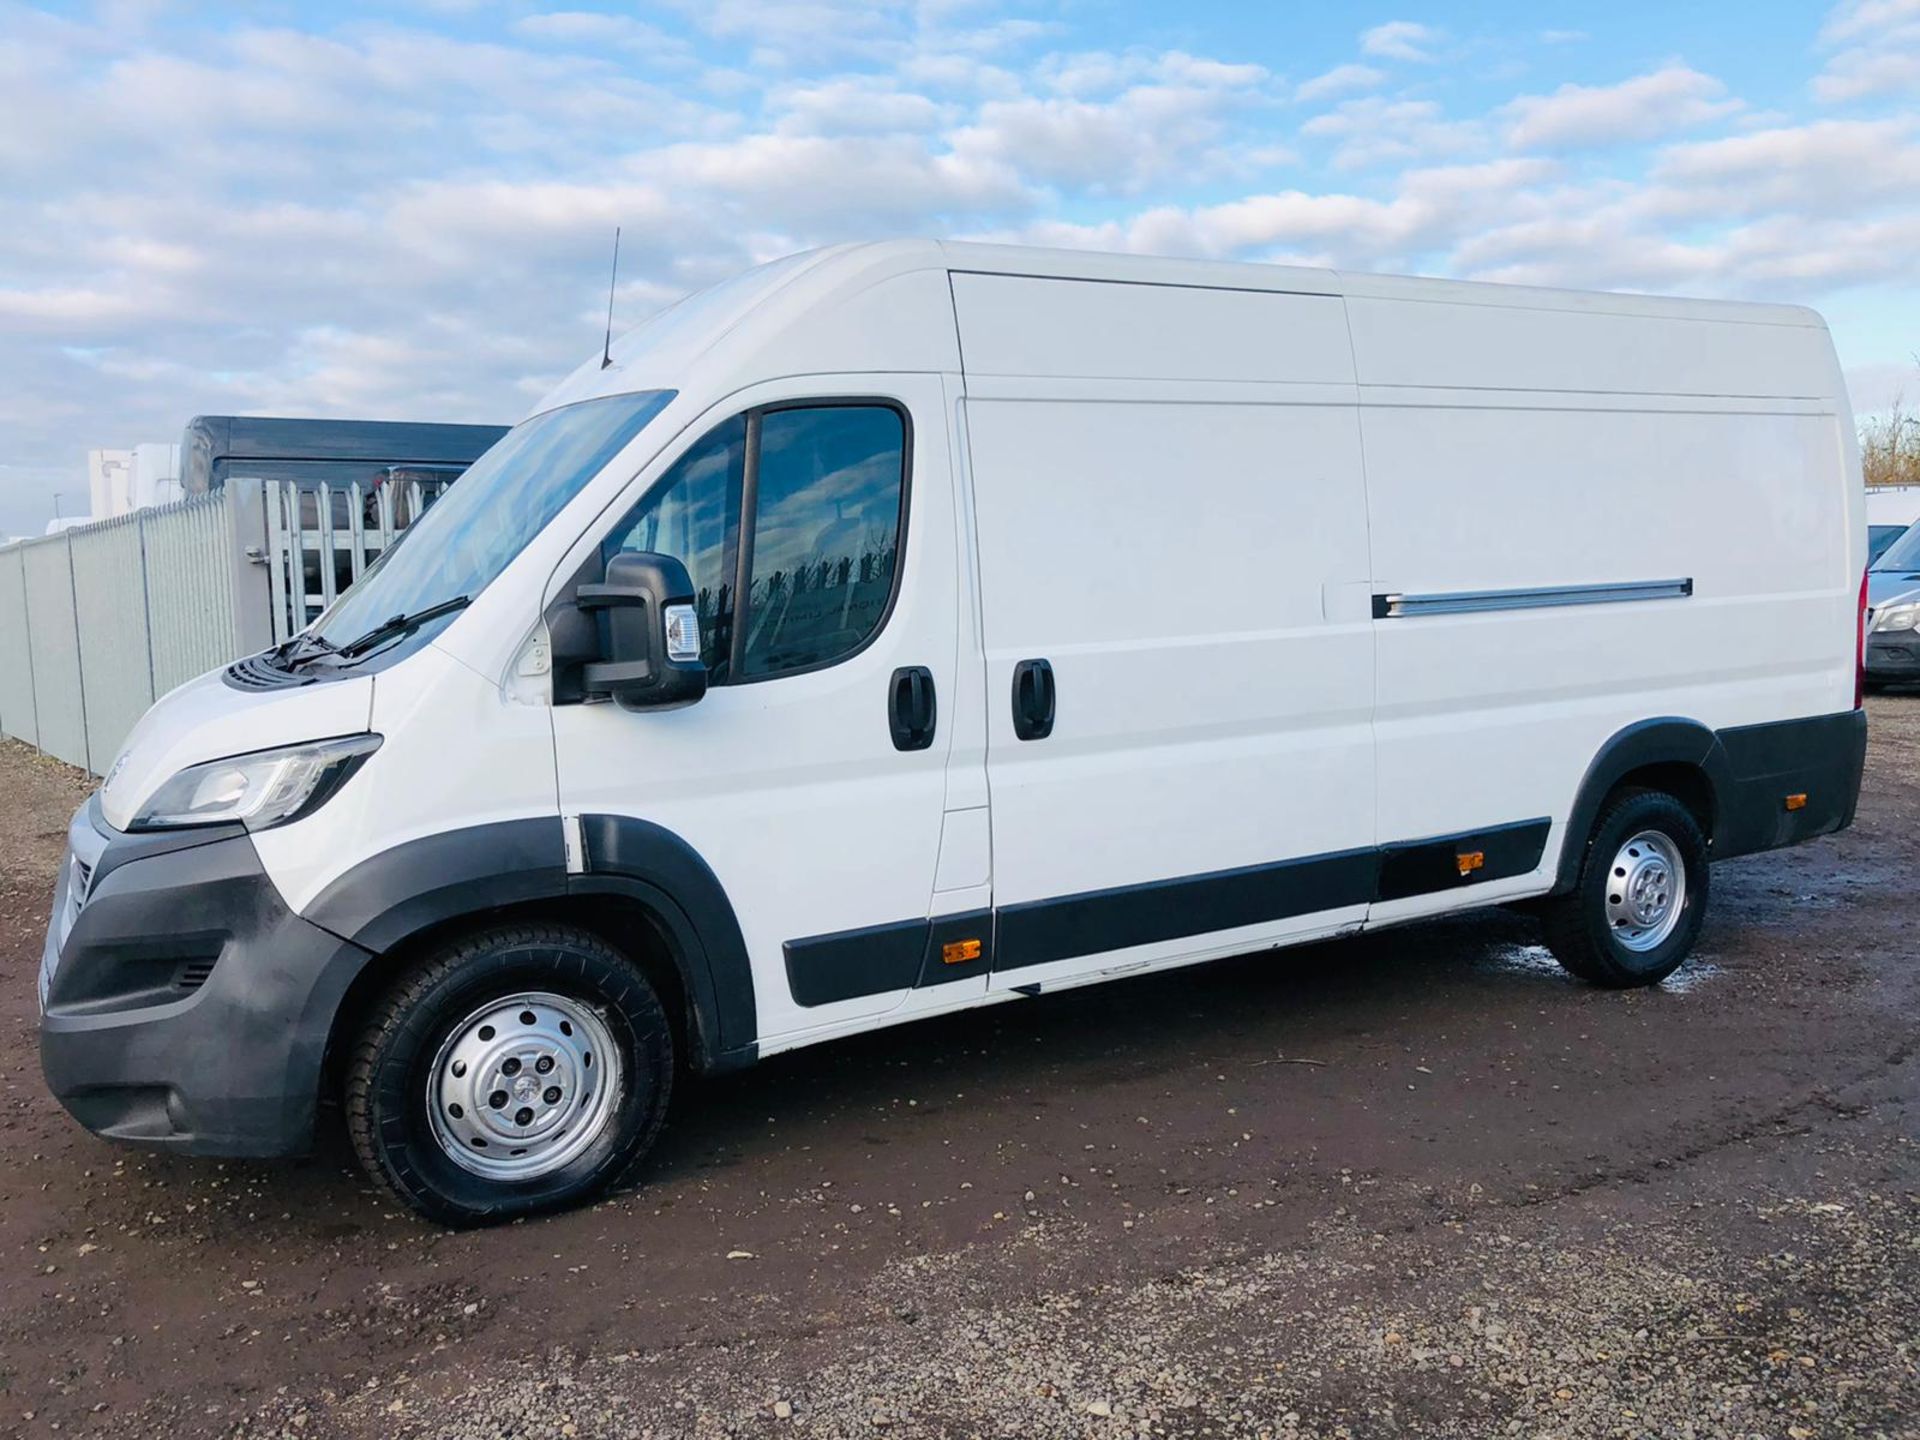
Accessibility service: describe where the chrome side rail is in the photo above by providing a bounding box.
[1372,578,1694,619]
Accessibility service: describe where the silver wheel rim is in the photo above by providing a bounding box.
[426,991,623,1181]
[1604,830,1686,953]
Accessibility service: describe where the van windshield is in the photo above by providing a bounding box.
[1872,519,1920,573]
[309,390,675,652]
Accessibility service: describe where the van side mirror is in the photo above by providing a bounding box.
[576,551,708,710]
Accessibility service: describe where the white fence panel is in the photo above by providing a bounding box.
[71,513,155,771]
[0,547,36,748]
[141,490,240,698]
[1,475,444,773]
[22,538,89,770]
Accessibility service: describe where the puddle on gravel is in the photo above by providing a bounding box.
[1485,942,1720,994]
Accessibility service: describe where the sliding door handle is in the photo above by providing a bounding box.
[1011,658,1055,741]
[889,666,937,751]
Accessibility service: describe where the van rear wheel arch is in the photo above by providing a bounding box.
[1554,718,1724,894]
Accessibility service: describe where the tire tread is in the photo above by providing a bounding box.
[344,922,672,1222]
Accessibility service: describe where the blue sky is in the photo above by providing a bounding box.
[2,0,1918,534]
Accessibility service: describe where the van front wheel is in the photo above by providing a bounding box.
[345,923,674,1226]
[1542,789,1709,988]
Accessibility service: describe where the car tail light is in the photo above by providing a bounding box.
[1856,567,1869,708]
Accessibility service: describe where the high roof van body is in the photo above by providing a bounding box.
[41,242,1867,1222]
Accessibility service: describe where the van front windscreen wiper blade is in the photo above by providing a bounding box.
[335,595,472,658]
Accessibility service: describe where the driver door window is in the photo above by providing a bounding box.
[604,402,907,684]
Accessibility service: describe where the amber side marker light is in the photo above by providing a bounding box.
[1456,851,1485,877]
[1785,793,1808,812]
[942,938,983,965]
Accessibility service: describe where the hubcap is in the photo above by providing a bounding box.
[1603,830,1686,953]
[427,992,622,1181]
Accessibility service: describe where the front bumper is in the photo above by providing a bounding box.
[1866,632,1920,680]
[39,799,372,1157]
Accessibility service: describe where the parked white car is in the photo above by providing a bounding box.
[41,241,1869,1223]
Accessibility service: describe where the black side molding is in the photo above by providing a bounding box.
[786,817,1552,1002]
[994,846,1376,973]
[1708,709,1865,861]
[784,917,927,1008]
[1377,818,1550,902]
[782,908,994,1007]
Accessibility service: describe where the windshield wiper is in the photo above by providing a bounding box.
[269,629,338,671]
[336,595,472,658]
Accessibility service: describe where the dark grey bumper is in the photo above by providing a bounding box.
[1866,633,1920,680]
[39,800,372,1157]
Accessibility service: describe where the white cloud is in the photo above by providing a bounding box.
[1649,118,1920,216]
[1814,47,1920,102]
[1816,0,1920,101]
[1821,0,1920,44]
[1293,63,1384,104]
[770,77,952,135]
[949,57,1270,193]
[1302,97,1483,170]
[1503,65,1741,150]
[1360,21,1443,63]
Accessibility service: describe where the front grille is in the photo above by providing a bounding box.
[173,959,218,993]
[67,855,92,927]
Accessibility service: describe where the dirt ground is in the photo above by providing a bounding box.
[1,706,1916,1440]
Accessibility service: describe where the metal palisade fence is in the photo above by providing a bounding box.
[0,476,446,775]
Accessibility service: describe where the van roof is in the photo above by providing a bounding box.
[533,238,1829,420]
[768,239,1826,327]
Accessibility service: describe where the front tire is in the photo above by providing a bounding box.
[1542,789,1709,988]
[345,923,674,1226]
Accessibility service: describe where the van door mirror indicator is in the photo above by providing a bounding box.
[576,551,708,711]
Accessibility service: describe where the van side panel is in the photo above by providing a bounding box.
[953,273,1378,984]
[1349,296,1854,918]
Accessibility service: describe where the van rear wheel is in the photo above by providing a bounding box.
[345,923,674,1226]
[1542,789,1709,988]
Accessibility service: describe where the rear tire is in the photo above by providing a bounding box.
[345,923,674,1226]
[1542,789,1709,988]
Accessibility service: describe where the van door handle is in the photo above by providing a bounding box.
[889,666,937,751]
[1011,658,1055,741]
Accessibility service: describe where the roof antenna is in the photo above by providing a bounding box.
[600,225,622,370]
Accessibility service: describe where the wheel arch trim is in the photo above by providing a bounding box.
[1554,717,1725,893]
[304,816,758,1075]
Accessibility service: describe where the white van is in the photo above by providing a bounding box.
[40,242,1868,1223]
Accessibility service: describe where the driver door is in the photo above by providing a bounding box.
[550,376,961,1044]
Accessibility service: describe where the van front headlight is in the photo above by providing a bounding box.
[1872,603,1920,633]
[129,734,382,832]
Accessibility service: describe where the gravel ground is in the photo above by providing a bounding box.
[1,701,1916,1439]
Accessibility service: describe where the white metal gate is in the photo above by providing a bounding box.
[259,476,452,643]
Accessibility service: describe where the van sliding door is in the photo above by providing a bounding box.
[952,271,1378,990]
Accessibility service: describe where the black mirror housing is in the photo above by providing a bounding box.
[576,551,708,710]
